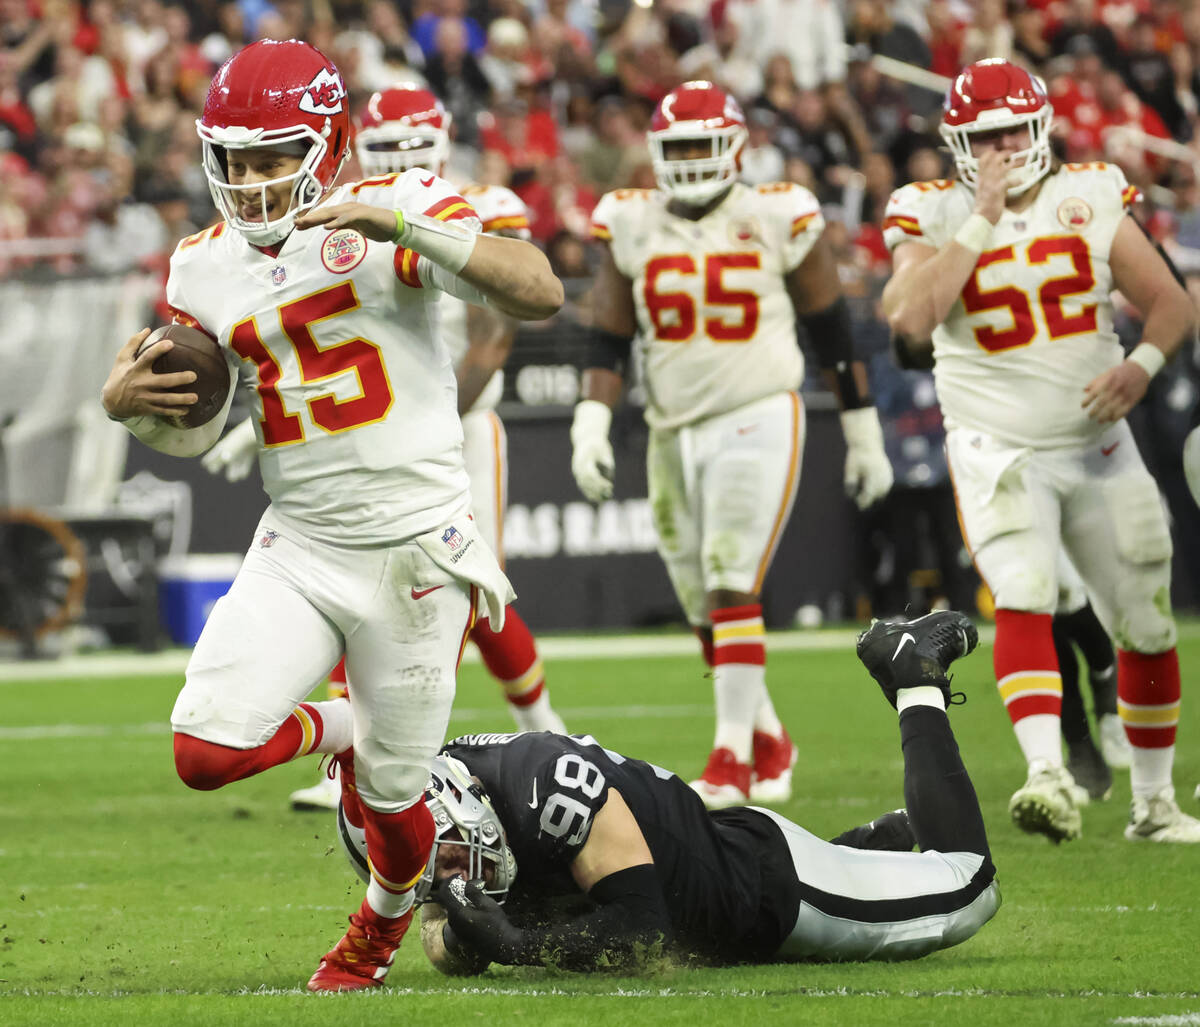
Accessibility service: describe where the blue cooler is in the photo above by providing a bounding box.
[158,554,244,646]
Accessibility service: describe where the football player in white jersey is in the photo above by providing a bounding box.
[357,85,567,737]
[205,84,568,814]
[100,39,563,991]
[883,59,1199,843]
[574,81,894,810]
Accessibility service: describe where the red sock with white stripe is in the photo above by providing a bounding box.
[472,610,561,732]
[711,604,766,764]
[362,801,436,918]
[173,698,353,790]
[994,609,1063,768]
[1118,648,1180,799]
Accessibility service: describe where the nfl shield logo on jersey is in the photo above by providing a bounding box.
[270,264,287,286]
[442,526,463,551]
[259,529,279,549]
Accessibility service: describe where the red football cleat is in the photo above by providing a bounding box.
[307,898,413,992]
[689,747,751,809]
[750,728,798,803]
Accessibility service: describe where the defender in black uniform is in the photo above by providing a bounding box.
[338,612,1001,972]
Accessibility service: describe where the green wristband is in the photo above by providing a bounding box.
[392,209,407,245]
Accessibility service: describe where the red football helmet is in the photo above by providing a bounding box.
[940,59,1052,196]
[197,39,351,245]
[356,84,452,176]
[648,81,747,205]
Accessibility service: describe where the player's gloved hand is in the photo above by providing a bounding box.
[840,407,894,509]
[435,877,527,965]
[200,417,257,482]
[570,399,615,503]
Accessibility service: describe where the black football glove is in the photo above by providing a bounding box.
[435,877,528,965]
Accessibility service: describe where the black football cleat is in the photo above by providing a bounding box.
[856,611,979,708]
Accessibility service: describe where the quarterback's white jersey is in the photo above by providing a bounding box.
[883,163,1140,449]
[591,182,823,430]
[167,169,484,544]
[437,183,531,414]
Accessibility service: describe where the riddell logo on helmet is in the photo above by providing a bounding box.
[300,68,346,116]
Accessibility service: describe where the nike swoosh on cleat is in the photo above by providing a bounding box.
[892,633,916,660]
[411,585,444,600]
[527,779,539,809]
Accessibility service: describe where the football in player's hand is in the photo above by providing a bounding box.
[136,324,229,428]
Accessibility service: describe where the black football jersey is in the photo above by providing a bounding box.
[440,732,801,963]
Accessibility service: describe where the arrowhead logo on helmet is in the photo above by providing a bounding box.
[300,68,347,116]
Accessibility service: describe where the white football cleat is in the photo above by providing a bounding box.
[290,765,341,812]
[1098,714,1132,770]
[1125,787,1200,843]
[1008,760,1082,843]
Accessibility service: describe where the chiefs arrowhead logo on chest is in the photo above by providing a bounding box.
[321,229,367,273]
[1057,197,1093,230]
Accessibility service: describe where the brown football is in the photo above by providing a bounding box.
[136,324,230,429]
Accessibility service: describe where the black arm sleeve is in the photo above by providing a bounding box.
[586,327,634,376]
[517,864,674,971]
[800,296,873,408]
[800,295,855,369]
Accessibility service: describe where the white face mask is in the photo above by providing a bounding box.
[197,122,331,245]
[649,125,748,205]
[939,105,1053,197]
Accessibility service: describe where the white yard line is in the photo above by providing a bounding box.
[0,627,885,683]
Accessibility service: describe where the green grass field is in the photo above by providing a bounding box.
[3,625,1200,1027]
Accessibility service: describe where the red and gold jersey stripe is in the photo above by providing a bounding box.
[424,194,478,223]
[882,214,922,237]
[790,212,818,237]
[590,222,612,241]
[482,214,530,234]
[1121,184,1141,208]
[393,245,422,288]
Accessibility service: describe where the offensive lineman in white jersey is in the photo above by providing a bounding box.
[100,40,563,990]
[205,84,567,814]
[574,81,893,809]
[883,59,1200,844]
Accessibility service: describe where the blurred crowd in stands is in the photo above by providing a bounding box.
[4,0,1200,613]
[10,0,1200,275]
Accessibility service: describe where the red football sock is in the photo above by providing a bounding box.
[362,801,436,895]
[993,609,1062,766]
[472,608,545,705]
[1117,648,1180,749]
[173,702,328,791]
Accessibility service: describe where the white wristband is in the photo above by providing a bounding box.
[393,209,477,274]
[1126,342,1166,378]
[953,213,994,254]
